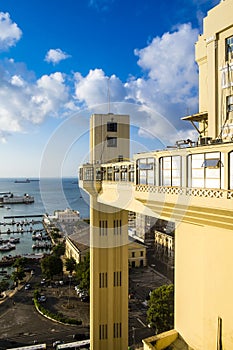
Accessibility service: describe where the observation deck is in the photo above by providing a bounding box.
[79,141,233,230]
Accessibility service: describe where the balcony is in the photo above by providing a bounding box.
[79,142,233,228]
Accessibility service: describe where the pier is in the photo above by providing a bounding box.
[4,214,44,219]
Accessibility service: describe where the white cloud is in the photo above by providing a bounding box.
[0,12,22,50]
[74,69,126,107]
[11,75,25,87]
[45,48,71,65]
[0,60,76,140]
[134,23,198,103]
[0,22,200,146]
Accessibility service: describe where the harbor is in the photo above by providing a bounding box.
[0,178,89,273]
[0,214,51,270]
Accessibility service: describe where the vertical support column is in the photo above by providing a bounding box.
[90,197,128,350]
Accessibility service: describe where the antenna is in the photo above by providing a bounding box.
[107,77,111,113]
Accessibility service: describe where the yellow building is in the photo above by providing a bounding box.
[80,113,130,350]
[79,1,233,349]
[128,237,147,268]
[65,232,90,264]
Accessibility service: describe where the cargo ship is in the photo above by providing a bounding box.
[14,179,30,183]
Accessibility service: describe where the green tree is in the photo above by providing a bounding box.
[147,284,174,334]
[53,242,65,257]
[75,253,90,291]
[0,280,10,295]
[41,255,63,280]
[11,267,26,287]
[13,257,27,270]
[65,257,77,275]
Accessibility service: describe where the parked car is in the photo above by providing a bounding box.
[24,283,31,290]
[38,295,46,302]
[81,295,89,302]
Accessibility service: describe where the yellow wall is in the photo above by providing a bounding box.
[90,198,129,350]
[196,0,233,139]
[128,241,147,267]
[175,221,233,349]
[90,113,130,164]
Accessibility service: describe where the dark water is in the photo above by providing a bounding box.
[0,178,90,262]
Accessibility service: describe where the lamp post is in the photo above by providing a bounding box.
[67,274,72,308]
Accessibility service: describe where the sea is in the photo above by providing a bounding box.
[0,178,89,272]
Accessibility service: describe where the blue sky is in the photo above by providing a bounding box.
[0,0,219,177]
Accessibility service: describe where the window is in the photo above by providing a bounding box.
[120,166,128,181]
[83,167,94,180]
[227,95,233,112]
[140,251,144,257]
[132,252,135,258]
[99,324,108,340]
[160,156,181,186]
[226,36,233,60]
[79,168,83,181]
[114,271,122,287]
[114,219,122,235]
[129,165,134,182]
[113,323,122,338]
[188,152,223,189]
[96,167,103,181]
[229,152,233,190]
[107,136,117,147]
[107,167,113,181]
[137,158,155,185]
[99,272,108,288]
[99,220,108,236]
[202,159,222,168]
[107,122,117,132]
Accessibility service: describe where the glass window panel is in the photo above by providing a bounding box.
[163,170,171,178]
[205,168,220,179]
[172,156,181,170]
[163,177,171,186]
[172,178,181,186]
[192,169,204,179]
[221,156,224,189]
[187,155,192,187]
[230,152,233,189]
[139,158,146,164]
[205,152,220,159]
[139,163,153,170]
[114,173,120,181]
[202,159,221,168]
[192,179,205,188]
[205,178,220,188]
[163,157,171,169]
[172,169,181,177]
[139,171,147,184]
[121,172,127,181]
[192,154,204,168]
[148,171,155,185]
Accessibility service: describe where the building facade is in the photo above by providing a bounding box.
[81,114,130,350]
[79,1,233,349]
